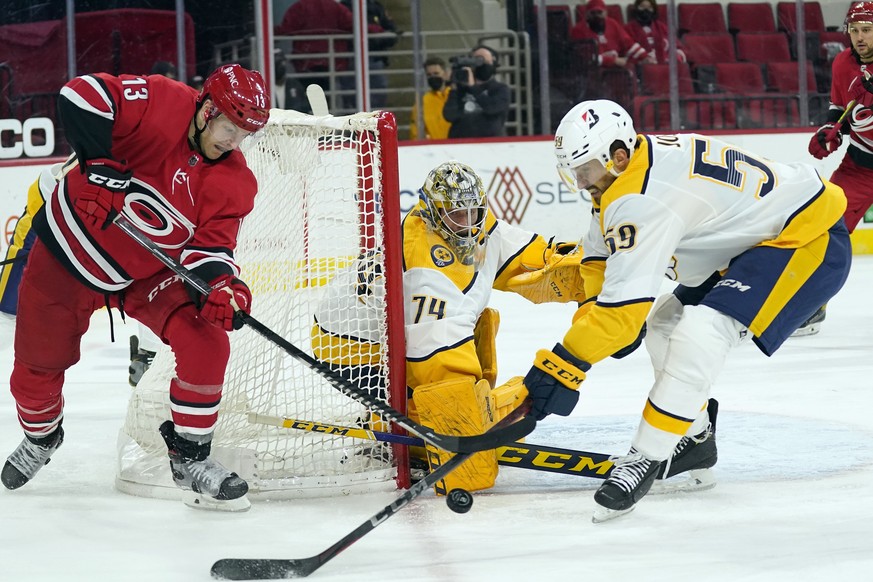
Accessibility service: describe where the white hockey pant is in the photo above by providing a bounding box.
[635,304,746,460]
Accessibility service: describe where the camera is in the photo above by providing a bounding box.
[449,55,484,85]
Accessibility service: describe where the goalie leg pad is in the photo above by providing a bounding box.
[413,377,498,494]
[474,308,500,388]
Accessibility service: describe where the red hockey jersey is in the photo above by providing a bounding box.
[830,48,873,163]
[34,73,258,293]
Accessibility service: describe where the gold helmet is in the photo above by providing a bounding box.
[420,161,488,265]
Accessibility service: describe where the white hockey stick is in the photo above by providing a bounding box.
[306,84,330,116]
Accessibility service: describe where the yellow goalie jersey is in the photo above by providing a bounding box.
[402,202,545,388]
[566,133,846,364]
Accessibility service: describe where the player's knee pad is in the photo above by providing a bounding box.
[663,304,745,390]
[164,308,230,385]
[474,308,500,389]
[645,292,684,376]
[413,377,498,494]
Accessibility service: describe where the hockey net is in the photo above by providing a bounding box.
[115,109,408,500]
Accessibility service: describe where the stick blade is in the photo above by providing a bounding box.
[306,84,329,116]
[211,558,318,580]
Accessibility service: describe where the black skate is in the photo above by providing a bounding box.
[592,447,662,523]
[2,428,65,490]
[791,305,826,337]
[128,335,156,387]
[159,421,250,512]
[659,398,718,479]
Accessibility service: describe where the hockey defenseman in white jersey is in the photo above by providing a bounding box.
[519,100,852,522]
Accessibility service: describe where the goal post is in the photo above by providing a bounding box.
[116,108,409,500]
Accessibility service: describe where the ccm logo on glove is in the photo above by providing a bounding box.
[534,354,586,387]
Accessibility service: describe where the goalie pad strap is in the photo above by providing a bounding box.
[413,377,498,494]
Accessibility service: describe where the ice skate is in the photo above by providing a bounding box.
[651,399,719,495]
[128,335,156,387]
[2,428,64,490]
[791,305,826,337]
[159,421,250,512]
[592,447,663,523]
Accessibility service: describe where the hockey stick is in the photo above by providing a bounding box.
[824,98,856,143]
[248,412,615,480]
[210,405,528,580]
[113,215,536,454]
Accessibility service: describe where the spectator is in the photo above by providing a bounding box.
[571,0,650,68]
[274,58,310,112]
[624,0,686,64]
[150,60,177,79]
[443,45,511,138]
[409,56,452,140]
[275,0,353,97]
[340,0,398,109]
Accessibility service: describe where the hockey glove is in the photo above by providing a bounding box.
[849,72,873,108]
[506,240,585,304]
[808,123,842,160]
[75,158,132,229]
[523,343,591,420]
[200,275,252,331]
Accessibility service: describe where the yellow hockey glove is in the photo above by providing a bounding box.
[524,343,590,420]
[506,241,585,304]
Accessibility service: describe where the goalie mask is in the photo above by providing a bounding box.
[554,100,636,192]
[420,161,489,266]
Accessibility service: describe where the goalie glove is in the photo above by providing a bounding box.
[75,158,132,229]
[199,275,252,331]
[505,239,585,304]
[523,343,591,420]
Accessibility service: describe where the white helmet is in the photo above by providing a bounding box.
[554,100,636,189]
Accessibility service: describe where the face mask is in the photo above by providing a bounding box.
[474,64,495,81]
[635,9,654,25]
[587,16,606,33]
[427,76,445,91]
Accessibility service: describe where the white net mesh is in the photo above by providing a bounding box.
[116,109,400,499]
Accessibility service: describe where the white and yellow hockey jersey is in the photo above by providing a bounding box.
[565,133,846,364]
[402,202,547,389]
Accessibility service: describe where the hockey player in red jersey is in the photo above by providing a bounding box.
[802,2,873,335]
[1,64,269,511]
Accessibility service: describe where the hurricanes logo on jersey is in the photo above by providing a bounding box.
[431,244,455,267]
[122,178,195,250]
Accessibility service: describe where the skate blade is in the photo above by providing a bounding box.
[651,468,717,495]
[592,504,635,524]
[182,491,251,512]
[790,323,821,337]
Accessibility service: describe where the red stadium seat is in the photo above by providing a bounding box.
[633,63,694,131]
[682,33,737,65]
[766,61,818,92]
[776,1,826,33]
[728,2,777,34]
[678,3,727,34]
[735,32,792,63]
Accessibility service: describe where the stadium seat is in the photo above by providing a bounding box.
[766,61,817,92]
[682,32,737,65]
[776,1,825,33]
[678,3,727,35]
[715,62,765,94]
[728,2,777,34]
[634,63,694,131]
[735,32,792,64]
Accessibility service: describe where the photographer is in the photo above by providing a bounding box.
[443,45,510,138]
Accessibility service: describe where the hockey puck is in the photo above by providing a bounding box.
[446,488,473,514]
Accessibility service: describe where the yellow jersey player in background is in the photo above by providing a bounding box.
[312,160,591,495]
[520,99,852,522]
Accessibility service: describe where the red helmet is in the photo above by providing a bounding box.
[847,1,873,26]
[200,64,270,132]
